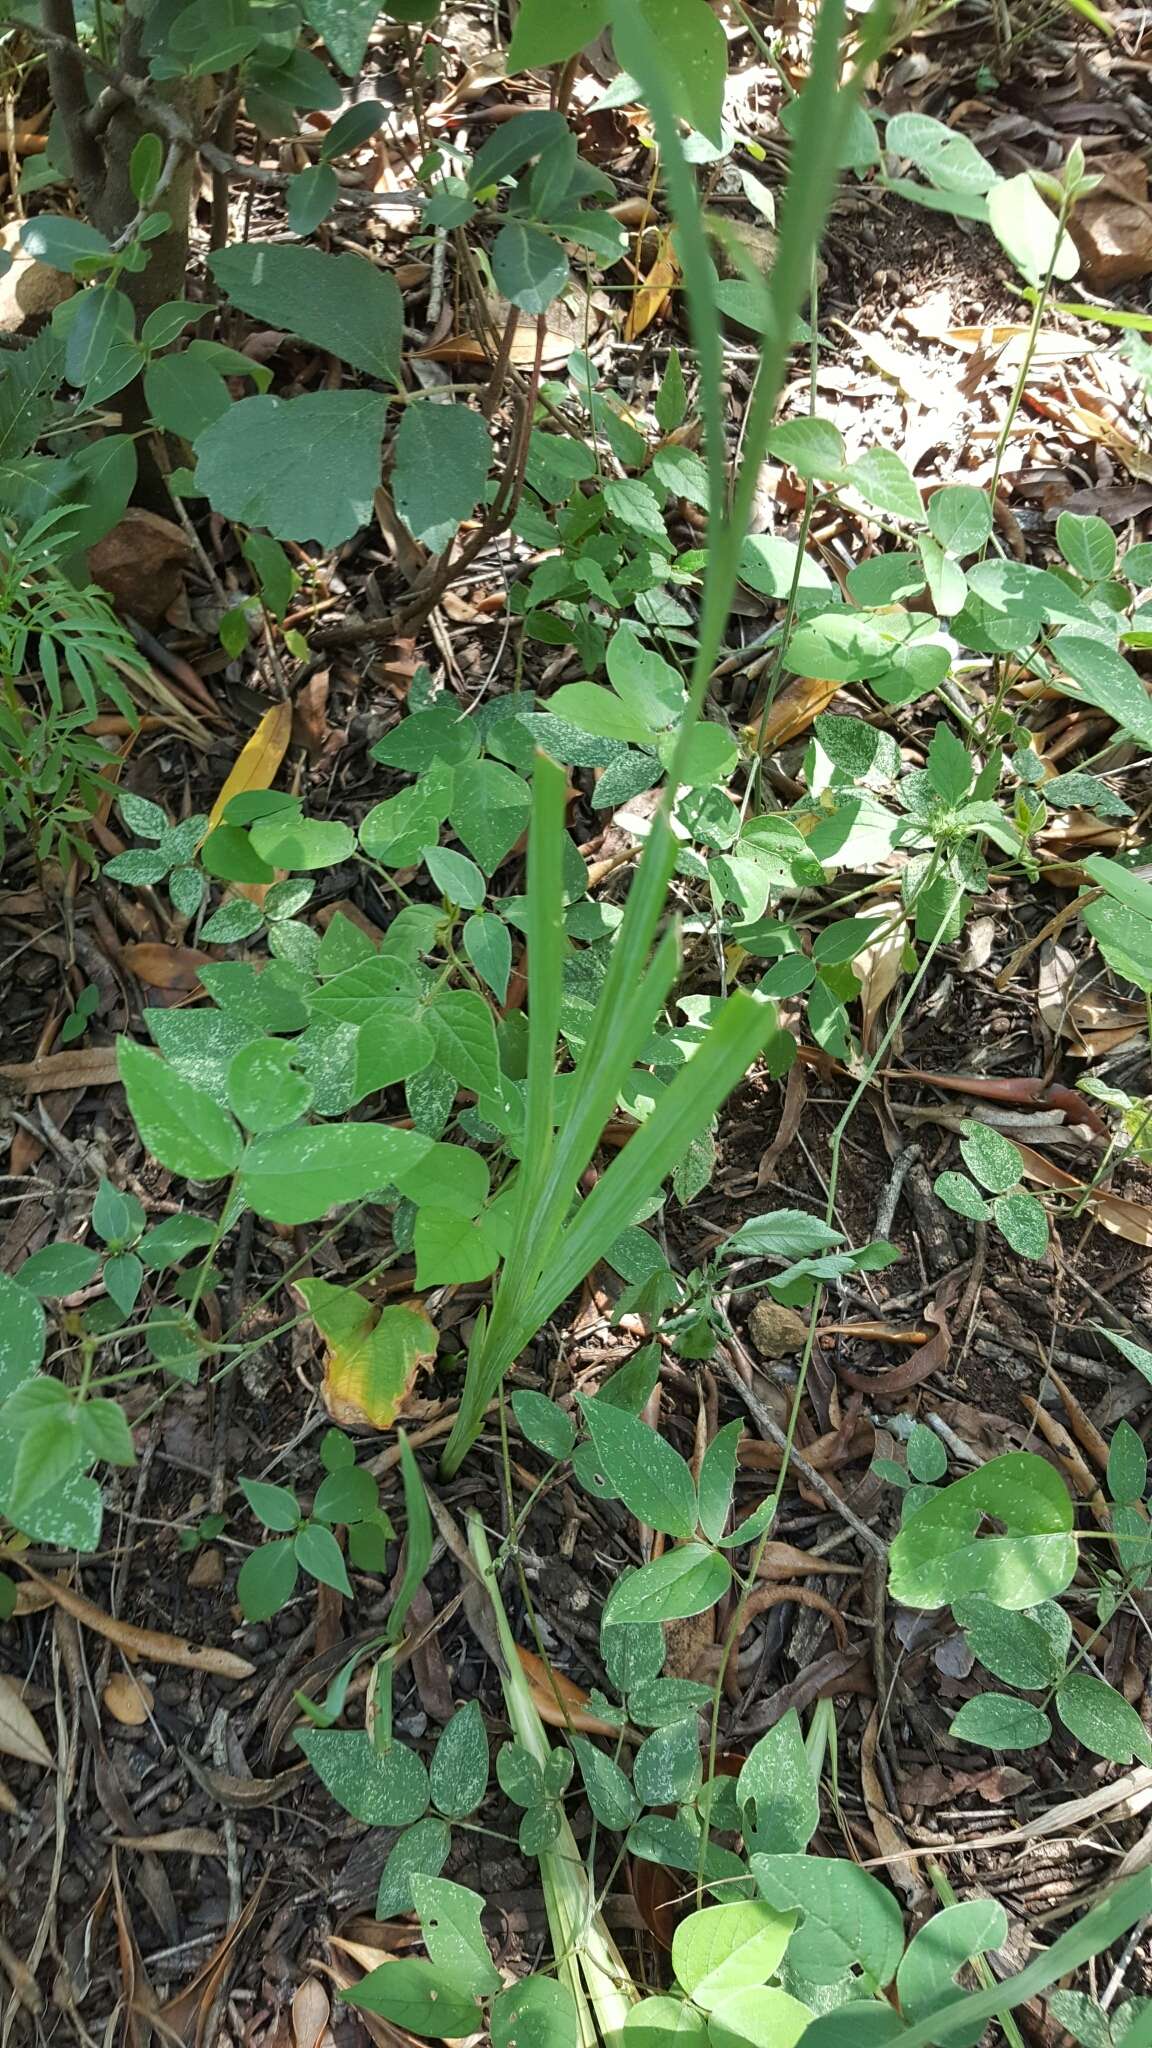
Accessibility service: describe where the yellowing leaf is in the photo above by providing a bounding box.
[299,1278,435,1429]
[208,698,293,829]
[624,232,679,341]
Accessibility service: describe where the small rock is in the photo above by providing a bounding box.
[747,1299,808,1358]
[1068,154,1152,287]
[187,1544,223,1589]
[0,219,75,333]
[87,508,193,628]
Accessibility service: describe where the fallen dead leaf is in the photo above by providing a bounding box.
[862,1707,927,1906]
[745,674,841,753]
[121,943,212,993]
[292,1979,337,2048]
[515,1646,631,1738]
[1014,1140,1152,1247]
[19,1567,255,1678]
[0,1674,52,1768]
[0,1047,122,1095]
[208,698,294,830]
[623,229,679,340]
[857,909,907,1051]
[103,1672,154,1727]
[117,1829,223,1856]
[88,510,193,629]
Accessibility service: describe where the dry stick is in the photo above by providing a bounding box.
[717,1355,887,1561]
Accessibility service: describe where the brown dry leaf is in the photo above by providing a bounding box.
[755,1543,859,1580]
[515,1647,628,1738]
[291,671,332,760]
[0,1674,52,1768]
[117,1829,223,1855]
[122,942,212,992]
[623,230,679,340]
[857,909,907,1051]
[309,1292,436,1431]
[1068,405,1152,485]
[208,698,293,829]
[88,510,192,629]
[292,1979,336,2048]
[861,1708,926,1907]
[1013,1140,1152,1247]
[159,1875,267,2047]
[19,1567,255,1678]
[745,674,841,754]
[0,1047,121,1094]
[756,1059,807,1185]
[103,1672,154,1727]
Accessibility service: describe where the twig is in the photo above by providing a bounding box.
[718,1355,887,1559]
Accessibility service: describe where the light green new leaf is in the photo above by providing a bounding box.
[392,401,492,551]
[672,1902,795,2010]
[117,1039,242,1181]
[209,244,402,381]
[239,1124,432,1223]
[577,1396,698,1538]
[751,1855,904,1988]
[988,173,1079,288]
[888,1451,1076,1610]
[707,1989,814,2048]
[625,1997,708,2048]
[195,390,387,548]
[840,445,923,522]
[414,1208,501,1286]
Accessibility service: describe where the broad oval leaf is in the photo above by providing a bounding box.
[672,1902,795,2010]
[429,1700,489,1819]
[751,1854,904,1988]
[195,390,388,549]
[896,1899,1008,2048]
[343,1958,482,2038]
[298,1727,430,1825]
[209,243,402,380]
[888,1451,1076,1611]
[239,1124,432,1223]
[117,1039,243,1182]
[577,1396,698,1538]
[602,1544,732,1626]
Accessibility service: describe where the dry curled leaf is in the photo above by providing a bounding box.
[0,1674,52,1768]
[88,509,192,629]
[299,1282,436,1431]
[19,1567,255,1678]
[0,1047,121,1095]
[515,1646,628,1738]
[121,943,212,993]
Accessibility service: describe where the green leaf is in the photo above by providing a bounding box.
[765,415,846,479]
[934,1171,992,1222]
[884,113,996,194]
[550,682,653,748]
[248,809,356,873]
[628,0,726,146]
[117,1039,243,1181]
[707,1987,814,2048]
[20,215,111,270]
[287,161,339,236]
[993,1189,1049,1260]
[907,1423,947,1483]
[888,1451,1076,1611]
[321,101,388,159]
[429,1701,489,1819]
[737,1711,819,1855]
[952,1596,1070,1690]
[237,1538,298,1620]
[392,401,493,552]
[209,244,402,381]
[65,287,136,395]
[603,1543,732,1625]
[411,1875,501,1999]
[343,1960,482,2038]
[491,1979,580,2048]
[1109,1419,1148,1505]
[751,1855,904,1988]
[298,1727,430,1824]
[451,759,532,873]
[697,1420,742,1545]
[239,1124,432,1224]
[1046,1992,1113,2048]
[492,222,569,314]
[512,1390,576,1462]
[304,0,381,73]
[725,1210,843,1259]
[897,1899,1009,2048]
[1056,639,1152,755]
[507,0,610,68]
[927,485,992,557]
[414,1207,502,1287]
[463,912,513,1004]
[240,1478,299,1531]
[571,1733,639,1828]
[673,1902,796,2011]
[227,1039,313,1132]
[840,445,923,522]
[959,1120,1023,1194]
[195,390,388,549]
[1057,510,1116,583]
[626,1999,708,2048]
[376,1818,453,1917]
[496,1740,545,1807]
[313,1465,378,1523]
[424,844,485,910]
[295,1520,353,1596]
[949,1694,1052,1750]
[655,350,687,434]
[577,1395,698,1537]
[1057,1673,1152,1765]
[988,172,1080,287]
[17,1244,100,1298]
[633,1718,702,1807]
[427,990,501,1095]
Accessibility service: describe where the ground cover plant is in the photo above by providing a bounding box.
[4,0,1152,2041]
